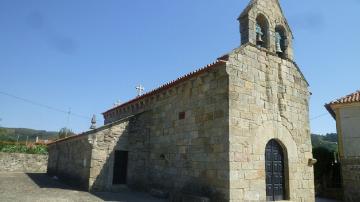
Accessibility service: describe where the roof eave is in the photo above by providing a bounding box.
[324,103,336,120]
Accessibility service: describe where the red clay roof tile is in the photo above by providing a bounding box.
[325,89,360,119]
[328,90,360,105]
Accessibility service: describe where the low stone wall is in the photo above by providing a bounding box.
[47,135,92,190]
[0,152,48,173]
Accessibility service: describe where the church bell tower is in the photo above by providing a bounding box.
[238,0,294,60]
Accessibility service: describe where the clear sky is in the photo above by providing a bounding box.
[0,0,359,134]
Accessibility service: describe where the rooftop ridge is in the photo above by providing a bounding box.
[102,58,228,115]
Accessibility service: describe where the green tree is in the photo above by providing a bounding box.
[58,127,76,139]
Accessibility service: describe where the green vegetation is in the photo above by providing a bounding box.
[311,133,338,152]
[312,133,341,194]
[0,127,59,155]
[0,142,48,155]
[58,127,76,139]
[0,126,76,155]
[0,127,58,143]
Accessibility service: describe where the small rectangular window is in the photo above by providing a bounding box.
[179,112,185,120]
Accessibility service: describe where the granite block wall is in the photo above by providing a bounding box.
[141,64,230,201]
[227,44,314,201]
[47,136,92,189]
[0,152,47,173]
[341,158,360,202]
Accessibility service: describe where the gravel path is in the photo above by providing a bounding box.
[0,172,166,202]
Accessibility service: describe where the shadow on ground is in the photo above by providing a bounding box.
[315,197,342,202]
[26,173,84,191]
[93,192,167,202]
[24,173,166,202]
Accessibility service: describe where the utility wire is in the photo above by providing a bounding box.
[1,90,329,122]
[310,113,329,120]
[0,90,93,120]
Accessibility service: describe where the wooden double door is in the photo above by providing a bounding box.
[265,139,286,201]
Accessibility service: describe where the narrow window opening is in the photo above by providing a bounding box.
[179,112,186,120]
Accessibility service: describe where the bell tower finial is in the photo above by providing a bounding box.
[90,114,96,130]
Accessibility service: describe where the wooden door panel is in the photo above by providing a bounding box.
[265,140,285,201]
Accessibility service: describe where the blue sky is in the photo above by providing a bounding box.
[0,0,359,134]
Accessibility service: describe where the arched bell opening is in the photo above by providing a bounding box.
[275,26,288,59]
[265,139,290,201]
[255,14,270,49]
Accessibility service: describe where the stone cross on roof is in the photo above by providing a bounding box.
[136,84,145,97]
[114,100,121,107]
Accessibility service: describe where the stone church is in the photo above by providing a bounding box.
[47,0,315,201]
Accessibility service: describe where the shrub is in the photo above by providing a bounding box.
[0,141,48,155]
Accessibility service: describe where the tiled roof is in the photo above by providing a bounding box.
[103,56,229,115]
[325,90,360,119]
[328,90,360,105]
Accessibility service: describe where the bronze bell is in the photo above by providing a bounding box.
[256,24,264,43]
[275,32,283,53]
[276,41,283,53]
[257,33,264,43]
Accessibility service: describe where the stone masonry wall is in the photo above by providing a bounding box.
[55,62,230,200]
[88,119,133,191]
[227,44,314,201]
[89,64,230,200]
[138,64,230,201]
[47,136,92,190]
[341,158,360,202]
[0,152,47,173]
[47,119,134,191]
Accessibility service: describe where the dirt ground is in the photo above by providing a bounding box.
[0,172,166,202]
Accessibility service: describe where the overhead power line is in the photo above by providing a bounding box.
[1,90,329,123]
[310,113,329,121]
[0,90,93,120]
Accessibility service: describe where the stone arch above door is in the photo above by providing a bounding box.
[248,121,299,200]
[251,121,298,161]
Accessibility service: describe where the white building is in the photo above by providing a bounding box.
[326,90,360,202]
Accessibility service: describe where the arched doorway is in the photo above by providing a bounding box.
[265,139,286,201]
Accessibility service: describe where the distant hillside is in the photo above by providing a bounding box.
[311,133,338,152]
[0,126,338,150]
[0,127,58,143]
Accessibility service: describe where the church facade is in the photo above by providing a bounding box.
[47,0,315,201]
